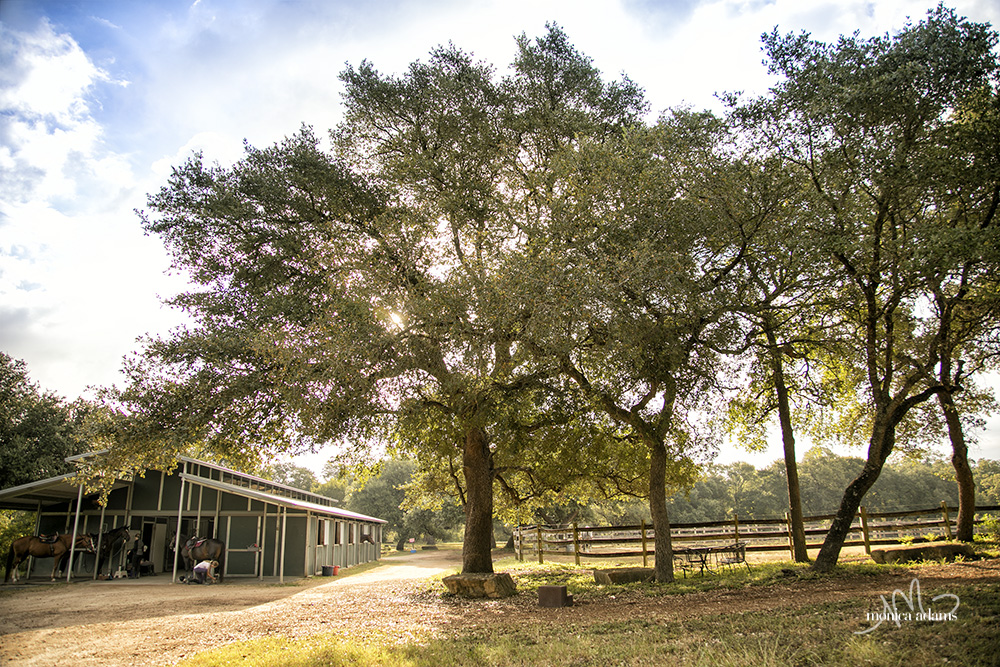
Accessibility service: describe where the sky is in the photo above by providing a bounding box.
[2,0,1000,474]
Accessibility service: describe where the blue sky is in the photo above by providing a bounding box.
[2,0,999,470]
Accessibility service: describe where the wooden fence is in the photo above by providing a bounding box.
[513,503,1000,565]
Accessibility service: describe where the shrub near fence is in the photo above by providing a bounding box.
[513,503,1000,565]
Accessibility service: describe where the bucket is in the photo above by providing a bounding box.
[321,565,337,576]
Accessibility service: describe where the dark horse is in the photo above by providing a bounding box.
[4,533,96,583]
[174,533,225,582]
[93,525,131,576]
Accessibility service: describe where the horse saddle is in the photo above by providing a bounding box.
[186,537,208,549]
[38,533,59,544]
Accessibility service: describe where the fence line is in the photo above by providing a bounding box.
[513,503,1000,564]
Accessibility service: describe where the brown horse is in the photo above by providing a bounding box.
[175,534,226,582]
[4,533,96,583]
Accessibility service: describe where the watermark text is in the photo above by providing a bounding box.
[855,578,959,635]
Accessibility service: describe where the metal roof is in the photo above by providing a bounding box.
[0,453,382,524]
[178,473,386,523]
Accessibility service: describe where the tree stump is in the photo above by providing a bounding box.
[870,543,975,564]
[442,572,517,598]
[593,567,655,585]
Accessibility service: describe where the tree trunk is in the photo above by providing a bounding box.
[648,438,675,583]
[765,327,809,562]
[461,425,495,574]
[939,390,976,542]
[813,420,892,573]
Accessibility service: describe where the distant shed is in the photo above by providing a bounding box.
[0,454,385,582]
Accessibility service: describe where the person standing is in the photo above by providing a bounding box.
[127,536,146,578]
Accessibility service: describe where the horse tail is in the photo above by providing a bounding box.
[4,544,15,583]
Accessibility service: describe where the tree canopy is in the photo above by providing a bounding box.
[90,8,1000,580]
[0,353,90,489]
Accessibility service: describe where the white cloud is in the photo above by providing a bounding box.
[0,18,184,398]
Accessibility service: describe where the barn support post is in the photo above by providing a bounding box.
[279,506,287,584]
[272,509,281,577]
[28,500,43,579]
[93,501,107,579]
[172,471,187,583]
[253,516,267,580]
[66,482,84,583]
[305,511,312,577]
[259,505,269,580]
[196,485,204,536]
[223,515,232,579]
[211,475,221,539]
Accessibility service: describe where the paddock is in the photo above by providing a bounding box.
[0,454,385,583]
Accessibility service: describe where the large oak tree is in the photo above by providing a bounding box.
[741,6,1000,571]
[97,26,648,575]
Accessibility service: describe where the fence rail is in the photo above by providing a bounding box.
[513,503,1000,565]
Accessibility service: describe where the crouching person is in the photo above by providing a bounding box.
[192,559,219,584]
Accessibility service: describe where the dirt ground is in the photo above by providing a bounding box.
[1,550,998,667]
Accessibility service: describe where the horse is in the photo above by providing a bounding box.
[174,533,226,582]
[94,525,131,576]
[4,533,96,583]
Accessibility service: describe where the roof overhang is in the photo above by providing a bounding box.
[0,474,130,511]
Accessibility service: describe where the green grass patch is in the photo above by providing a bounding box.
[179,553,998,667]
[179,581,998,667]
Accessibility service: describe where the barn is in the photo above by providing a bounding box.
[0,453,385,582]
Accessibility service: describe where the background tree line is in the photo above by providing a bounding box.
[261,449,1000,546]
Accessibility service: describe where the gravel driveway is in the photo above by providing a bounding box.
[0,550,460,667]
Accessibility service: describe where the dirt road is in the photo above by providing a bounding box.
[0,550,461,667]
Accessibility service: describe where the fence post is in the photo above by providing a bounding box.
[733,513,740,543]
[941,501,953,540]
[515,526,522,562]
[537,526,544,564]
[859,506,871,554]
[573,523,581,566]
[641,520,648,568]
[785,511,795,559]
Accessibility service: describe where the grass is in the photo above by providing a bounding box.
[178,583,999,667]
[483,553,910,603]
[178,544,1000,667]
